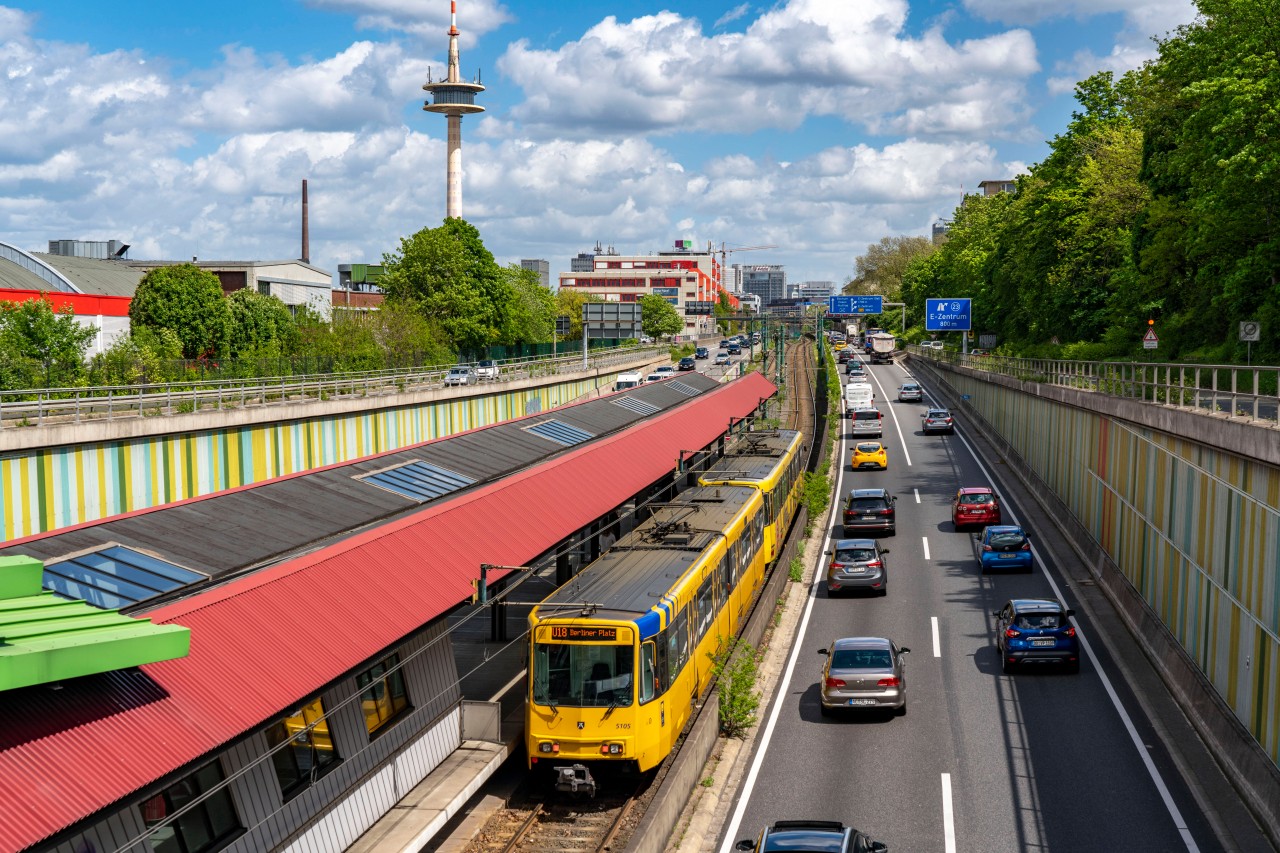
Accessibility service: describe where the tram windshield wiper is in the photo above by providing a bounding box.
[548,701,558,715]
[601,699,618,720]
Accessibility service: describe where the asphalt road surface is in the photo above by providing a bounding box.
[715,352,1220,853]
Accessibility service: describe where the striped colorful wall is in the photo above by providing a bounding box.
[948,371,1280,768]
[0,376,612,542]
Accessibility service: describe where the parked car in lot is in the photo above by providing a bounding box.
[992,599,1079,673]
[977,525,1033,573]
[443,366,477,386]
[678,356,697,371]
[695,346,710,359]
[817,637,910,716]
[897,382,923,402]
[826,538,889,596]
[842,487,896,535]
[952,486,1001,530]
[714,351,731,366]
[475,359,499,380]
[921,407,954,435]
[736,820,887,853]
[851,440,888,470]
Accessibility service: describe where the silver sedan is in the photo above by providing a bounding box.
[818,637,910,717]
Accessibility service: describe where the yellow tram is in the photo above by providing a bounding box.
[698,429,804,564]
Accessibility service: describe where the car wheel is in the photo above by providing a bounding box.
[888,526,896,536]
[819,704,832,718]
[1001,656,1013,674]
[1065,660,1081,674]
[897,702,907,717]
[879,586,888,597]
[1022,564,1034,574]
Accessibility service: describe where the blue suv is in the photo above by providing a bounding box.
[992,599,1080,673]
[737,820,887,853]
[976,525,1032,573]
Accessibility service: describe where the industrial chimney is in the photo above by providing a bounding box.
[301,179,310,264]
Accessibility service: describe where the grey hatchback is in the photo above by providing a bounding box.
[826,539,889,596]
[818,637,909,716]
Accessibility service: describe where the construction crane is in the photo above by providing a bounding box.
[716,243,777,291]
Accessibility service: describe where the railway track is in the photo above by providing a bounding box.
[779,338,818,436]
[464,773,649,853]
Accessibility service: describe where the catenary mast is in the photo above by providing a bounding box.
[422,1,485,219]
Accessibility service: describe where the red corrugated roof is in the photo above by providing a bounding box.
[0,372,775,853]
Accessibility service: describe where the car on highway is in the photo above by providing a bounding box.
[826,538,889,596]
[736,820,887,853]
[817,637,910,716]
[921,407,954,435]
[678,356,697,371]
[443,366,477,386]
[849,408,882,437]
[843,487,896,535]
[614,372,644,391]
[977,525,1033,573]
[845,360,865,376]
[646,371,666,382]
[837,349,854,363]
[714,351,731,366]
[727,342,742,355]
[719,339,732,348]
[695,346,710,359]
[992,598,1080,673]
[897,382,923,402]
[653,365,676,379]
[851,440,887,470]
[475,359,499,381]
[952,486,1002,530]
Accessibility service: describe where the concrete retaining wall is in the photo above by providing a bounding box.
[911,356,1280,841]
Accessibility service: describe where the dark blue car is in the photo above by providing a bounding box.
[977,525,1032,573]
[993,599,1080,673]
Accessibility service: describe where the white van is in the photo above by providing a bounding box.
[615,372,644,391]
[845,383,874,416]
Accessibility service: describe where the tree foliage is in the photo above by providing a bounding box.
[500,264,556,345]
[640,294,684,338]
[226,289,298,358]
[129,264,231,359]
[0,296,97,388]
[553,289,605,339]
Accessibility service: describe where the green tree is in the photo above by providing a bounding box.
[847,236,935,302]
[0,296,97,387]
[225,289,298,358]
[499,264,556,344]
[640,294,683,339]
[89,326,182,386]
[369,299,453,367]
[381,219,512,351]
[713,291,734,334]
[129,264,231,359]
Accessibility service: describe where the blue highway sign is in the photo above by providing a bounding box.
[926,298,972,331]
[829,295,883,315]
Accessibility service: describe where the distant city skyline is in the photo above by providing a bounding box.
[1,0,1197,283]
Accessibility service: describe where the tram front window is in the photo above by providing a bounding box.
[533,643,634,707]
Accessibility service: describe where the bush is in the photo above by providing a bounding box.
[710,639,763,738]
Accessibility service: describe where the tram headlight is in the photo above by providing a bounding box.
[599,742,624,756]
[538,741,558,754]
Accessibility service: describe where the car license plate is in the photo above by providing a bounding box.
[999,553,1016,559]
[848,567,866,574]
[1031,638,1054,647]
[862,515,877,521]
[848,699,876,706]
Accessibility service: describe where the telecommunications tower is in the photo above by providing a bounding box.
[423,1,485,220]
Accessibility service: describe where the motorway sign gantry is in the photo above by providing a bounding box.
[829,295,883,315]
[926,298,972,331]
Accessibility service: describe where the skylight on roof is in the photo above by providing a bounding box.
[666,381,700,397]
[525,420,595,446]
[362,460,476,502]
[43,546,206,610]
[612,396,661,416]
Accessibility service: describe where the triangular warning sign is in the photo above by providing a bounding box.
[1143,327,1158,342]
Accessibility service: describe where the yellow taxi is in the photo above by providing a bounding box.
[851,440,888,471]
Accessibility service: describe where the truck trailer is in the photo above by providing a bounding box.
[869,332,896,364]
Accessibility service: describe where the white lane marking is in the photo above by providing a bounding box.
[488,669,525,703]
[932,616,941,657]
[942,773,957,853]
[866,362,913,467]
[914,488,921,504]
[718,401,851,853]
[922,536,931,560]
[949,426,1201,852]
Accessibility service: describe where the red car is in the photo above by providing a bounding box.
[952,487,1002,530]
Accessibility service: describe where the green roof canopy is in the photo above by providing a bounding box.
[0,555,190,692]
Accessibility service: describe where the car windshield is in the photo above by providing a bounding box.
[901,384,919,391]
[1016,613,1061,630]
[988,531,1025,547]
[449,368,467,375]
[855,443,881,453]
[960,493,993,505]
[847,497,886,510]
[479,360,495,367]
[835,548,877,563]
[831,649,892,669]
[853,412,879,421]
[927,410,949,418]
[532,643,635,707]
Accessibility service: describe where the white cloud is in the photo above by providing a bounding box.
[499,0,1039,140]
[301,0,513,41]
[962,0,1193,27]
[714,3,752,29]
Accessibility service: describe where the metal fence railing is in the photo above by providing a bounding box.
[908,346,1280,425]
[0,345,664,429]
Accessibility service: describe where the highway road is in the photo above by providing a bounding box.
[715,351,1220,853]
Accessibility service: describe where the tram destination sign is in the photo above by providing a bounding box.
[549,625,618,642]
[926,298,972,331]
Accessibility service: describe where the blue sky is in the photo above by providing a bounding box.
[1,0,1197,285]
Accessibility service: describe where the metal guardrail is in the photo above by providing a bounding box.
[0,345,665,428]
[909,346,1280,425]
